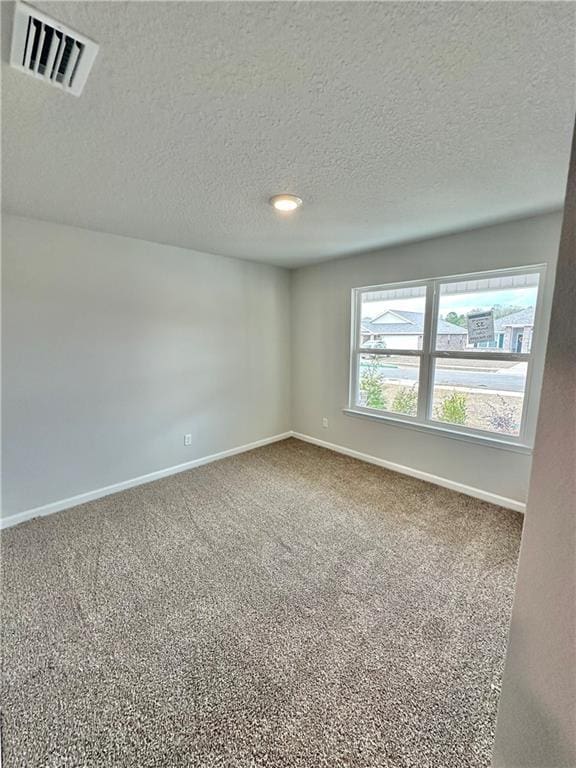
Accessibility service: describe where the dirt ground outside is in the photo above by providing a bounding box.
[359,381,523,436]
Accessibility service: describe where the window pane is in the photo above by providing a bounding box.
[435,272,540,354]
[360,285,426,351]
[357,354,419,416]
[430,358,527,436]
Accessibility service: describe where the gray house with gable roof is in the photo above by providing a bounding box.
[361,309,467,351]
[362,306,536,353]
[492,306,536,353]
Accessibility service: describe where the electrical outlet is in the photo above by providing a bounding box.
[322,417,329,428]
[184,434,192,446]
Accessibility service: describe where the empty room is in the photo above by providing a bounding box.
[1,1,575,766]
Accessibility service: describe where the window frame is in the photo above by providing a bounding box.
[348,264,547,449]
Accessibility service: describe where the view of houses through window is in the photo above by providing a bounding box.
[352,268,543,440]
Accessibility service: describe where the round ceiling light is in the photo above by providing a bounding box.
[270,194,302,212]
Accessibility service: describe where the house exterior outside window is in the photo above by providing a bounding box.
[348,266,545,447]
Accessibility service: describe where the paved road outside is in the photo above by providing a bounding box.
[360,363,525,393]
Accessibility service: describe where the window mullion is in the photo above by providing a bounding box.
[433,350,529,362]
[417,281,436,421]
[349,289,360,408]
[357,348,422,356]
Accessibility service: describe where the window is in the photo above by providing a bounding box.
[349,266,545,446]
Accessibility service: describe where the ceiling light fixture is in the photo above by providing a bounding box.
[270,194,302,212]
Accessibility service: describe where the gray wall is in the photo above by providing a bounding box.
[492,132,576,767]
[1,215,291,519]
[291,213,562,504]
[1,211,563,520]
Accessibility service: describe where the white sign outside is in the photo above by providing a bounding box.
[467,310,495,344]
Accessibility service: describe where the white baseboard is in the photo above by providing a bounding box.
[0,432,293,530]
[1,429,525,529]
[291,432,526,513]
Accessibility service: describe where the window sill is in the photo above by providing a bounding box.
[342,408,533,454]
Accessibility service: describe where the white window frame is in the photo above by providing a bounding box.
[347,264,547,451]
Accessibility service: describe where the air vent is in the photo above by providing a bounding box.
[10,2,99,96]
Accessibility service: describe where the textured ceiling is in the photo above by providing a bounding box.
[2,1,575,267]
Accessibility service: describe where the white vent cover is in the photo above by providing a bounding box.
[10,2,99,96]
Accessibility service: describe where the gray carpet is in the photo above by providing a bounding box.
[0,438,522,768]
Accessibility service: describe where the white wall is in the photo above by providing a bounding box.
[492,134,576,767]
[291,213,562,504]
[1,215,291,520]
